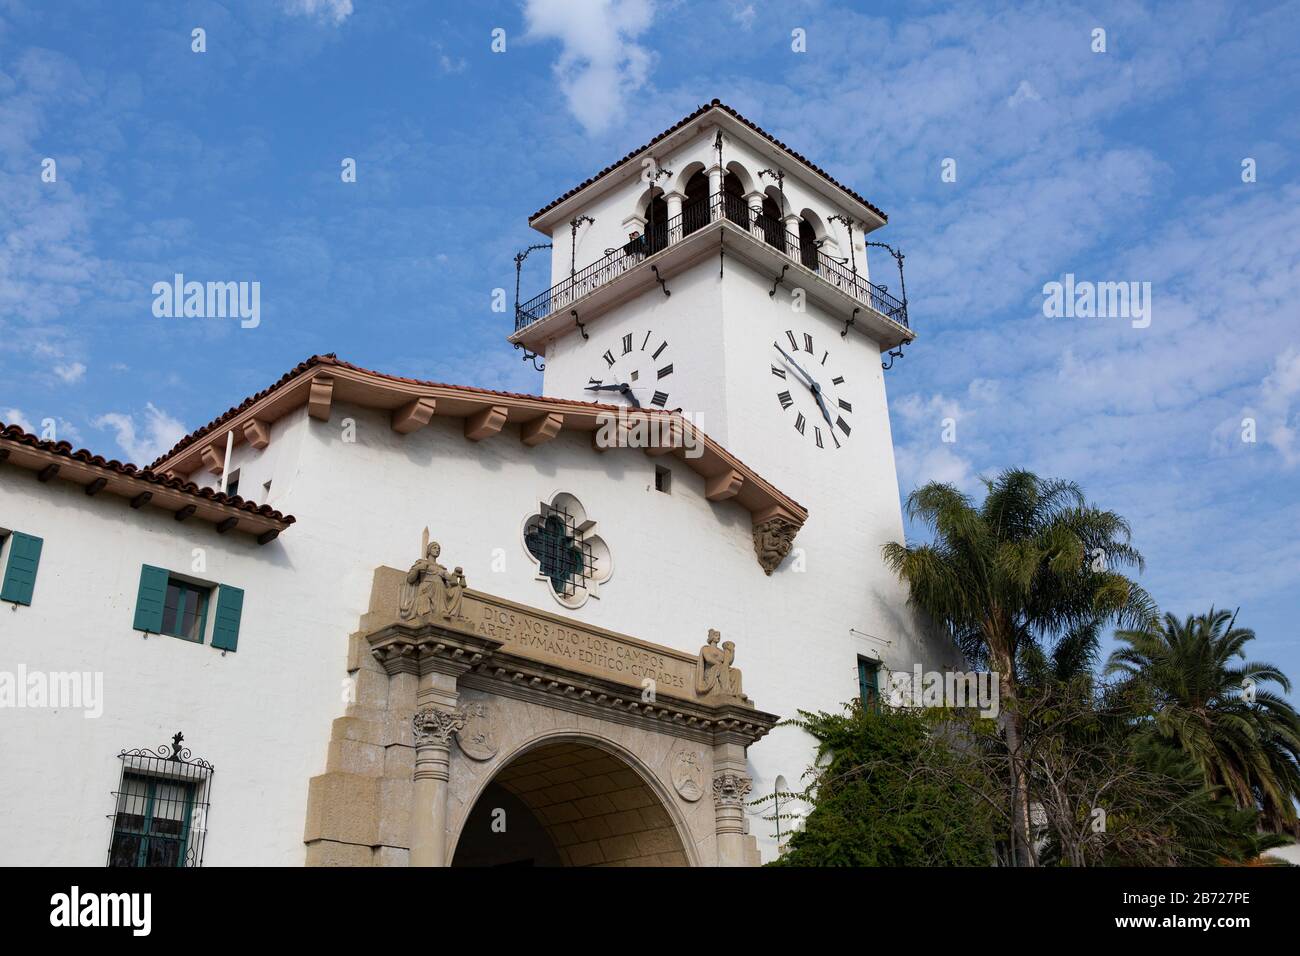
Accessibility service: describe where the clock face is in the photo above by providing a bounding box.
[770,328,853,449]
[585,328,674,409]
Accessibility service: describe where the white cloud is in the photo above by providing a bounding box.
[282,0,353,26]
[523,0,656,135]
[93,403,187,465]
[3,409,36,433]
[53,361,86,383]
[1257,347,1300,467]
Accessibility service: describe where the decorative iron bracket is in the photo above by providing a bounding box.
[572,309,588,340]
[882,346,905,371]
[841,307,860,338]
[650,265,671,298]
[514,342,545,372]
[769,264,789,298]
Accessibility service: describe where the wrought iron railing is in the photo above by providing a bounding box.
[515,192,909,332]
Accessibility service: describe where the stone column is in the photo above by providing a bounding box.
[707,163,723,198]
[783,214,803,260]
[712,768,753,866]
[744,191,766,241]
[410,706,464,867]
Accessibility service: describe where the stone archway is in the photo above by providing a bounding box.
[450,739,690,867]
[304,559,778,867]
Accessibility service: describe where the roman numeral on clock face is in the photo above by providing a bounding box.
[651,391,669,407]
[786,330,799,350]
[815,427,824,448]
[836,416,851,436]
[777,390,793,409]
[839,398,852,412]
[622,333,633,354]
[657,364,673,379]
[804,333,814,354]
[771,364,786,378]
[795,413,806,435]
[652,341,668,360]
[603,350,615,367]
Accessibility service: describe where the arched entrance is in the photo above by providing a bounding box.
[450,740,690,867]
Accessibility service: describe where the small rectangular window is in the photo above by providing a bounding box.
[857,656,880,712]
[161,578,210,642]
[654,465,671,494]
[224,468,240,499]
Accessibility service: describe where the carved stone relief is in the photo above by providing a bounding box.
[454,701,499,761]
[752,516,798,575]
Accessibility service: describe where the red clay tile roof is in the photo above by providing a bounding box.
[529,98,888,224]
[150,353,673,468]
[147,353,808,524]
[1,422,294,525]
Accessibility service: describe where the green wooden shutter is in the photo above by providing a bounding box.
[1,532,44,606]
[133,565,170,632]
[211,584,244,652]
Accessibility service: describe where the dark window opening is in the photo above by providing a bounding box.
[799,219,820,271]
[643,191,669,254]
[654,465,671,494]
[857,656,880,712]
[723,172,749,228]
[760,195,786,251]
[681,171,711,237]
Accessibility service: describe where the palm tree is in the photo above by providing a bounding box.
[882,469,1154,865]
[1106,608,1300,833]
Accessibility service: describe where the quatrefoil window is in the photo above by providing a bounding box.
[522,493,611,609]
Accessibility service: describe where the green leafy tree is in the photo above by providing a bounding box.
[763,703,997,866]
[1107,608,1300,833]
[882,469,1154,865]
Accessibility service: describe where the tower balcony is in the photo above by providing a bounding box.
[511,192,914,352]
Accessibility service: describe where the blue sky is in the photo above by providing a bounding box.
[2,0,1297,691]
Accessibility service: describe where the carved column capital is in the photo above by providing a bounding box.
[712,771,753,809]
[412,706,465,748]
[752,516,798,575]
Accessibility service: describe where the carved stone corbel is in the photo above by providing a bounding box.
[751,515,798,575]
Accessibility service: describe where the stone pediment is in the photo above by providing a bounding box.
[357,565,776,745]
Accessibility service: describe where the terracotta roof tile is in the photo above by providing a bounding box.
[0,422,295,525]
[528,98,888,224]
[151,353,671,467]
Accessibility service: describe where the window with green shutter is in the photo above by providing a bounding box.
[1,531,44,606]
[133,565,243,651]
[211,584,243,652]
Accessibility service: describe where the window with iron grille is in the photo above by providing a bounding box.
[107,733,213,867]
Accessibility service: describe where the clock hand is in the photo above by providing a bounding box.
[774,343,819,391]
[775,343,836,430]
[619,383,641,409]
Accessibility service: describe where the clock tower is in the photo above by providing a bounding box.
[511,100,941,855]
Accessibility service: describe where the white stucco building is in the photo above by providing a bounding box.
[0,100,949,867]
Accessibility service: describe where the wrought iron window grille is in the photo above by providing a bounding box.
[106,731,213,868]
[524,501,595,598]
